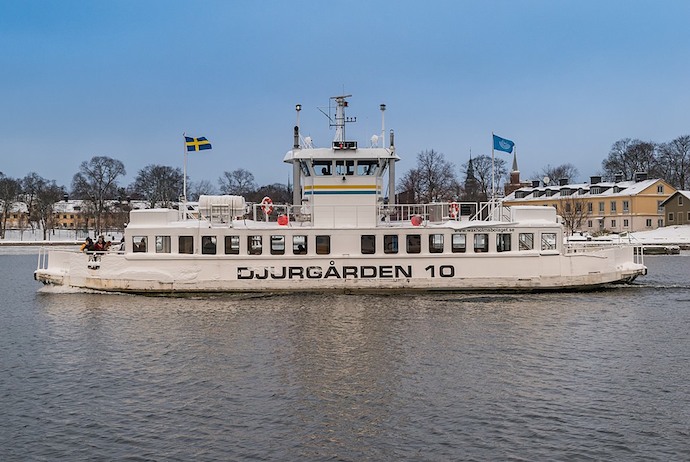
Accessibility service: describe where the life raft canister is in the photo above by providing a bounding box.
[449,202,459,219]
[260,196,273,214]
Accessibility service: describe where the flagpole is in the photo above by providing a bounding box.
[491,132,495,201]
[183,133,188,203]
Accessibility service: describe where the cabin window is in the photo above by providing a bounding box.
[270,235,285,255]
[336,160,355,176]
[225,235,240,254]
[155,236,171,253]
[248,235,262,255]
[518,233,534,250]
[384,235,398,254]
[357,160,378,176]
[429,234,444,253]
[179,236,194,254]
[473,234,489,253]
[316,235,330,255]
[541,233,557,251]
[314,160,332,176]
[202,236,217,255]
[451,233,466,253]
[406,234,421,254]
[132,236,148,253]
[293,235,307,254]
[497,233,511,252]
[361,235,376,254]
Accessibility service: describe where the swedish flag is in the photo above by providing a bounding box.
[185,136,212,152]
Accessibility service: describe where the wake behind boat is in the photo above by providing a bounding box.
[34,95,647,294]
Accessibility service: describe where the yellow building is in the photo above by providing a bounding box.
[502,174,676,234]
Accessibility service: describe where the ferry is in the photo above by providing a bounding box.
[34,95,647,293]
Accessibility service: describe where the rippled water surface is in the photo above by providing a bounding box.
[1,250,689,461]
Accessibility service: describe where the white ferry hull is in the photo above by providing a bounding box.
[35,246,646,294]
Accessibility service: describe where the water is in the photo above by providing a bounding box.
[1,249,689,461]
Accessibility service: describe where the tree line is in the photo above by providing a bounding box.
[1,134,688,237]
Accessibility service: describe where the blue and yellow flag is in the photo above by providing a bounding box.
[185,136,212,152]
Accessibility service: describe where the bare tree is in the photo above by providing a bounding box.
[219,169,257,196]
[71,156,126,236]
[34,181,64,239]
[467,155,507,199]
[131,164,184,208]
[602,138,659,181]
[535,163,580,185]
[188,179,218,201]
[556,195,589,235]
[21,172,45,231]
[397,168,423,203]
[399,150,458,203]
[250,183,291,204]
[657,135,690,189]
[0,174,21,238]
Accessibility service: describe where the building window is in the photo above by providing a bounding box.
[361,235,376,254]
[518,233,534,250]
[474,233,489,253]
[679,195,684,205]
[611,219,617,227]
[623,200,629,212]
[657,185,664,193]
[179,236,193,254]
[587,202,593,214]
[133,236,148,253]
[155,236,171,253]
[668,212,675,222]
[610,201,617,213]
[599,202,605,213]
[225,235,240,254]
[646,219,652,227]
[406,234,421,254]
[496,233,511,252]
[658,219,663,227]
[429,234,444,253]
[202,236,217,255]
[384,235,398,254]
[316,235,330,255]
[623,219,629,227]
[541,233,557,251]
[452,233,466,253]
[565,202,571,212]
[248,235,263,255]
[293,235,307,254]
[687,212,690,222]
[270,235,285,255]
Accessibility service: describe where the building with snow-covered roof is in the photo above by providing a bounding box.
[659,190,690,226]
[502,175,675,234]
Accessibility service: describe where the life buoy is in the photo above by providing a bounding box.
[449,202,459,219]
[260,196,273,214]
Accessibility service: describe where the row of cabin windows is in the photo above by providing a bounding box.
[130,232,559,255]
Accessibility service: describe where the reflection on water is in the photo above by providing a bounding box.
[1,252,689,460]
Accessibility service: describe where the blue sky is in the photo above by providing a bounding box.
[2,0,689,191]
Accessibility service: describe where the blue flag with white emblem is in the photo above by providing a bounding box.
[493,134,514,153]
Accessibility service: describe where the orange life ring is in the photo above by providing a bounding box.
[449,202,459,219]
[260,196,274,214]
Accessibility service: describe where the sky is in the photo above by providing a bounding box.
[2,0,690,192]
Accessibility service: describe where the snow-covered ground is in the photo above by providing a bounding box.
[628,225,690,245]
[0,229,122,244]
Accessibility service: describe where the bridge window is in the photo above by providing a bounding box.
[155,236,171,253]
[179,236,193,254]
[314,160,332,176]
[293,235,307,254]
[336,160,355,176]
[429,234,444,253]
[361,235,376,254]
[225,235,240,254]
[356,160,378,176]
[452,233,466,253]
[406,234,421,254]
[384,235,398,254]
[316,235,330,255]
[202,236,217,255]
